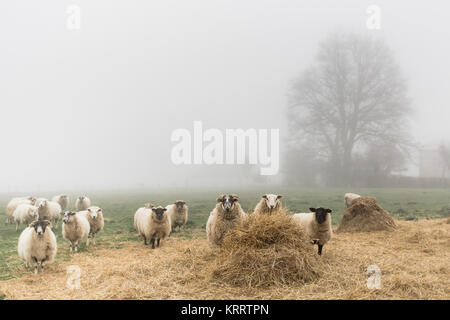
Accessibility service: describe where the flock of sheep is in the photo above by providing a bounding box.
[3,192,363,275]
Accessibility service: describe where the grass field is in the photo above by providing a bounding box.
[0,187,449,299]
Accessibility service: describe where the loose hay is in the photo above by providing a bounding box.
[211,209,323,287]
[0,219,448,300]
[337,197,396,233]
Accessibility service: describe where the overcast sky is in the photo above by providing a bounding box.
[0,0,449,192]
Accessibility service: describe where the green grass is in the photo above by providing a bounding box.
[0,187,449,281]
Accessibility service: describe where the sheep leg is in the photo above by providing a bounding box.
[92,234,96,245]
[318,244,323,256]
[150,238,155,249]
[157,238,160,248]
[86,237,90,247]
[144,237,148,245]
[69,242,73,253]
[16,222,19,231]
[33,257,38,275]
[75,241,79,252]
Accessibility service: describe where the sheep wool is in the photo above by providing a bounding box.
[12,204,39,231]
[36,199,62,229]
[75,196,91,211]
[292,207,333,255]
[206,194,246,249]
[17,220,57,274]
[166,200,188,232]
[5,197,36,224]
[253,194,283,215]
[52,195,69,211]
[344,193,361,208]
[80,206,104,245]
[134,206,171,248]
[62,211,91,252]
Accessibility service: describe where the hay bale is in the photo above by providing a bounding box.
[337,197,396,233]
[211,209,322,288]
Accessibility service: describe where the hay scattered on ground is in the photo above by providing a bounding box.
[337,197,396,233]
[0,218,449,300]
[211,209,323,287]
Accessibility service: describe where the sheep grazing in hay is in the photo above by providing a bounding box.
[210,208,323,288]
[337,197,396,233]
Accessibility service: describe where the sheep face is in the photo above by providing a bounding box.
[175,200,186,212]
[78,196,85,202]
[30,220,51,236]
[309,207,332,224]
[63,211,77,224]
[262,194,282,210]
[145,203,154,209]
[37,199,48,209]
[217,194,239,213]
[152,206,167,220]
[87,207,102,219]
[28,197,37,205]
[29,207,39,220]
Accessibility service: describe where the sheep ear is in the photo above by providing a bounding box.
[231,194,240,201]
[29,221,37,228]
[262,195,268,199]
[217,194,225,202]
[326,209,332,213]
[44,220,52,227]
[309,208,316,212]
[277,195,282,199]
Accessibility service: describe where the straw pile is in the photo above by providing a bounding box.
[337,197,396,233]
[211,209,323,287]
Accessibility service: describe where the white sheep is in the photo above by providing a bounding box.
[253,194,283,215]
[52,195,70,211]
[166,200,188,232]
[18,220,57,274]
[75,196,91,211]
[62,211,91,252]
[292,207,333,255]
[12,204,39,231]
[206,194,246,249]
[80,206,104,246]
[344,193,361,208]
[134,205,171,249]
[5,196,36,224]
[35,198,62,229]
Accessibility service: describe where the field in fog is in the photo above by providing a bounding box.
[0,188,449,299]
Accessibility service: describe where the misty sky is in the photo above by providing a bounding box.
[0,0,449,191]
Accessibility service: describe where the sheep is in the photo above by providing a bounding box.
[134,205,171,249]
[253,194,283,215]
[52,195,70,211]
[12,204,39,231]
[5,196,36,224]
[344,193,361,208]
[17,220,57,274]
[35,198,62,229]
[75,196,91,211]
[206,194,246,249]
[292,207,333,255]
[62,211,91,252]
[80,206,104,246]
[166,200,188,232]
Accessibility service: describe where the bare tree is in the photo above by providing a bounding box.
[287,33,412,185]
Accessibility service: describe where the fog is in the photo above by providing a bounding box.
[1,1,449,192]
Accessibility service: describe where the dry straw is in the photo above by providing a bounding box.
[211,208,324,287]
[337,197,396,233]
